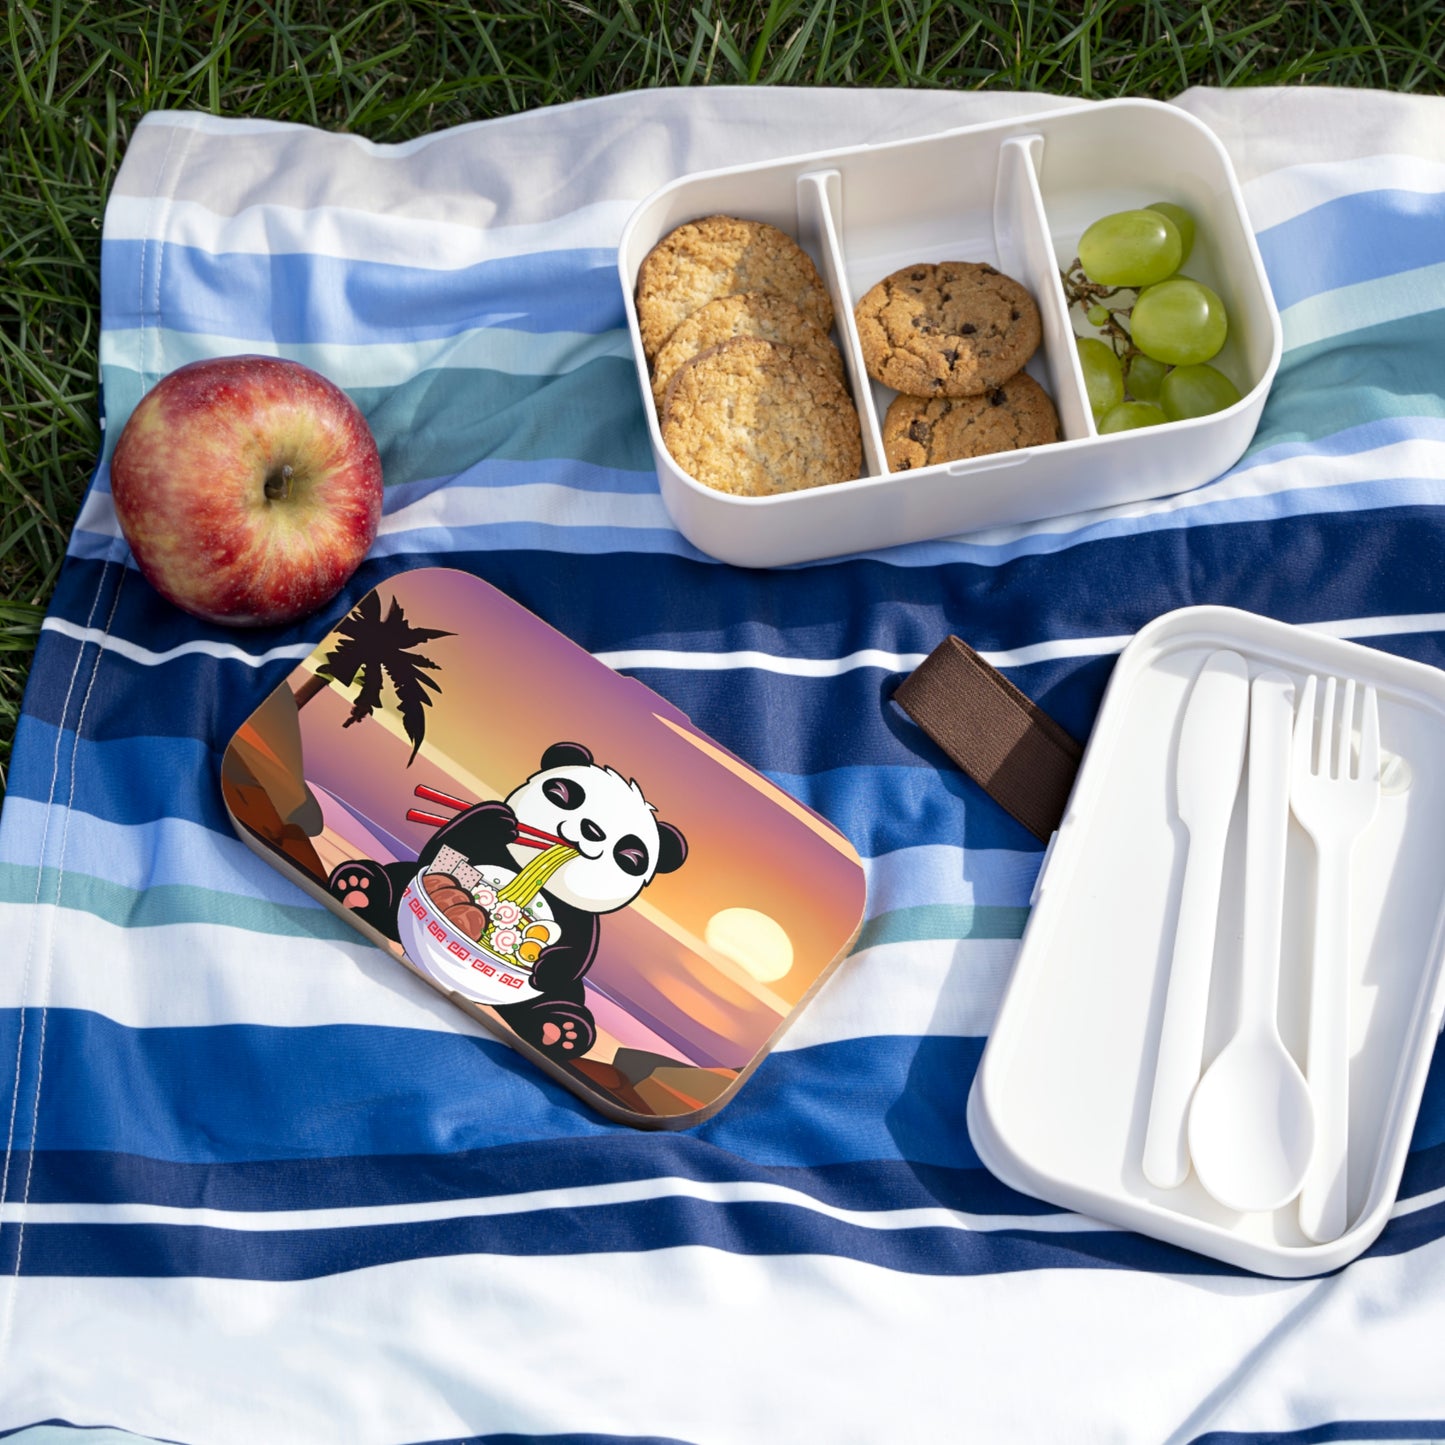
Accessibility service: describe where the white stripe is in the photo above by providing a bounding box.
[0,1175,1096,1236]
[11,1236,1444,1444]
[1241,152,1445,232]
[1279,257,1445,353]
[599,609,1445,677]
[777,937,1018,1049]
[99,323,634,390]
[103,194,636,267]
[5,1167,1437,1237]
[0,901,1013,1043]
[0,902,475,1034]
[378,481,671,536]
[37,616,313,668]
[39,607,1445,679]
[595,638,1127,675]
[1391,1179,1445,1219]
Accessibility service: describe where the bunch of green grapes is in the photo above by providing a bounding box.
[1063,203,1241,433]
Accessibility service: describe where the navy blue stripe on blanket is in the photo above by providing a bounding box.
[7,1007,1441,1193]
[13,618,1115,781]
[15,1147,1050,1217]
[0,1427,692,1445]
[1,1207,1231,1281]
[0,1011,988,1170]
[99,242,626,343]
[1191,1422,1445,1445]
[8,1186,1441,1286]
[39,507,1445,682]
[25,615,1445,805]
[417,1436,697,1445]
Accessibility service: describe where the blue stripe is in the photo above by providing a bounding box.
[7,1159,1441,1287]
[71,469,1445,577]
[17,1146,1047,1218]
[42,511,1445,680]
[7,1007,1442,1185]
[1191,1421,1445,1445]
[2,1201,1229,1281]
[2,1009,986,1169]
[99,241,625,344]
[0,1425,689,1445]
[1255,186,1445,310]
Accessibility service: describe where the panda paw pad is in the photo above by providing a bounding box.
[334,873,371,909]
[541,1019,581,1052]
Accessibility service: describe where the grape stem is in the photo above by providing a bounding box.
[1061,258,1139,362]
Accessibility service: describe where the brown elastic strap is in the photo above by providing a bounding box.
[893,635,1083,843]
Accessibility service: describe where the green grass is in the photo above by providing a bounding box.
[2,0,1443,797]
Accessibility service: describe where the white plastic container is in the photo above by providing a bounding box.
[618,98,1282,568]
[967,607,1445,1277]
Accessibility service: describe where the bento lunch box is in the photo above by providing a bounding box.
[618,98,1282,568]
[968,607,1445,1277]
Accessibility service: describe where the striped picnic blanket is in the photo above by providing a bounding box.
[4,85,1445,1443]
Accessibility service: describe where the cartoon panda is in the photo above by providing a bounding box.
[328,742,687,1059]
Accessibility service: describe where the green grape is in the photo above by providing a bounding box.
[1077,209,1183,288]
[1125,353,1169,404]
[1160,363,1242,420]
[1086,305,1111,327]
[1077,337,1124,418]
[1147,202,1196,265]
[1130,278,1228,366]
[1098,401,1168,433]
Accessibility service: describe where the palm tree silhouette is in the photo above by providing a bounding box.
[292,590,454,765]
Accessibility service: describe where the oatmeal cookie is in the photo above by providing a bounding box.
[882,372,1059,470]
[854,261,1041,397]
[660,336,861,497]
[651,291,843,409]
[636,216,835,360]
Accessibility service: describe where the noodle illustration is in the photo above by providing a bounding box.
[498,842,579,908]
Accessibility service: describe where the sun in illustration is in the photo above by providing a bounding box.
[704,907,794,983]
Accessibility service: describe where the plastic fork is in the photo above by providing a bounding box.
[1289,674,1381,1243]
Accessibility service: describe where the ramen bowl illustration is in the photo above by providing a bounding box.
[397,864,558,1006]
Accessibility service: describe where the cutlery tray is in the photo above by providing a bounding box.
[967,606,1445,1276]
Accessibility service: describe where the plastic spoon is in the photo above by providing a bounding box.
[1142,649,1251,1189]
[1188,669,1316,1213]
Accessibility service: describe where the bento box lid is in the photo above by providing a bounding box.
[222,566,867,1127]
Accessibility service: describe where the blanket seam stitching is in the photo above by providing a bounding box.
[0,113,193,1383]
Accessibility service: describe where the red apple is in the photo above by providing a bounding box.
[110,354,384,627]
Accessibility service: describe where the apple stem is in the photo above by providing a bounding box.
[265,463,294,502]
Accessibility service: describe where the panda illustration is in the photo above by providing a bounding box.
[328,742,687,1059]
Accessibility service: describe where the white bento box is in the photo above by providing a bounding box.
[617,98,1282,568]
[968,607,1445,1277]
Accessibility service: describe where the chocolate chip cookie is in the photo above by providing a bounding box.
[650,291,843,410]
[661,336,861,497]
[882,372,1059,471]
[854,261,1041,397]
[636,216,835,361]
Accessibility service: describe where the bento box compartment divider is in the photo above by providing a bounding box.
[993,134,1093,445]
[796,168,886,480]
